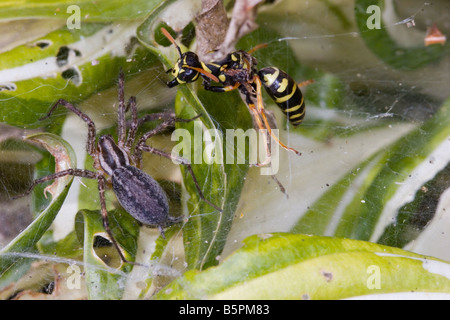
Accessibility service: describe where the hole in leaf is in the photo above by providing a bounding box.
[93,235,121,268]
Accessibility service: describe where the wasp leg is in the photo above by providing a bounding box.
[203,81,240,93]
[254,76,302,156]
[298,79,315,88]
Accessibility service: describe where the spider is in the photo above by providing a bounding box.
[21,69,222,265]
[161,27,313,166]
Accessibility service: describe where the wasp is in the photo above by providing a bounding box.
[161,27,310,159]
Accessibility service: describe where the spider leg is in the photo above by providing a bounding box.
[138,145,223,213]
[14,168,98,200]
[18,167,142,266]
[158,226,166,240]
[124,96,138,152]
[117,68,127,148]
[132,119,176,167]
[132,113,202,164]
[124,101,185,151]
[41,99,97,156]
[96,176,140,266]
[136,111,176,129]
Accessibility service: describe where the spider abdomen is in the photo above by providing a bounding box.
[112,165,169,227]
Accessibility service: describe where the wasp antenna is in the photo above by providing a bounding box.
[160,27,182,57]
[188,66,220,83]
[248,43,268,55]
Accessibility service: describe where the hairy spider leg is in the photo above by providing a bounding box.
[41,99,97,156]
[19,168,96,198]
[127,109,202,153]
[19,167,136,265]
[116,68,154,151]
[132,117,177,167]
[124,96,138,152]
[117,68,127,149]
[138,145,223,213]
[130,108,222,212]
[131,110,202,165]
[131,113,224,212]
[96,175,136,264]
[117,82,218,211]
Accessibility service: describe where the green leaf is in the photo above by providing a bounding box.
[338,97,450,240]
[0,21,157,128]
[292,96,450,241]
[0,132,76,289]
[377,161,450,248]
[175,87,252,270]
[0,0,167,22]
[153,233,450,299]
[75,209,138,300]
[354,0,450,70]
[38,230,83,259]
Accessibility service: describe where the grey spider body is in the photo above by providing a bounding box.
[112,165,169,228]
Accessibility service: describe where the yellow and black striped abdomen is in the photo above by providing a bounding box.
[258,67,305,126]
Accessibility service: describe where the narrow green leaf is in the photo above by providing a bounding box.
[175,86,251,270]
[137,1,252,270]
[0,133,75,289]
[153,233,450,300]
